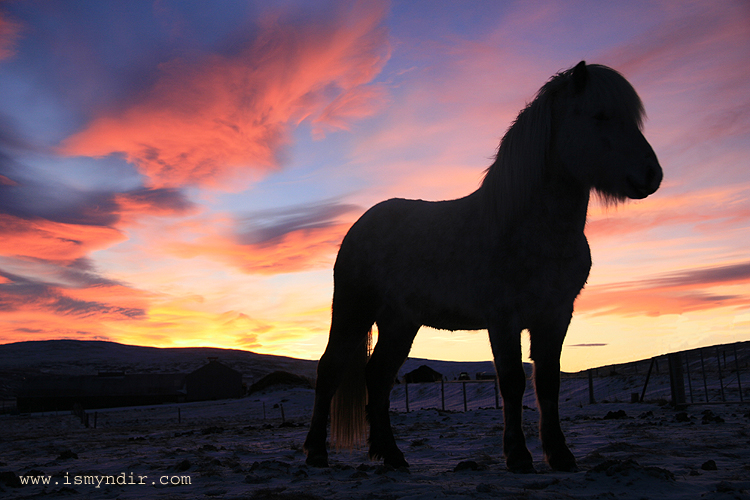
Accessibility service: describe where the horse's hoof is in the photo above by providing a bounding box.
[507,462,537,474]
[377,450,409,469]
[506,454,536,474]
[384,456,409,469]
[370,445,409,469]
[305,454,329,468]
[506,448,535,474]
[554,463,578,473]
[546,448,578,472]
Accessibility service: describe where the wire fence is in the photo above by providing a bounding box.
[389,345,749,412]
[4,344,748,431]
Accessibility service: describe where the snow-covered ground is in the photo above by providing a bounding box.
[2,340,749,498]
[2,381,749,499]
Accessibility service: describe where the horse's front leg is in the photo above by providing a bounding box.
[529,315,577,472]
[488,317,535,473]
[366,313,419,468]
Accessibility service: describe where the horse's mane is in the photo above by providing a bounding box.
[480,63,645,228]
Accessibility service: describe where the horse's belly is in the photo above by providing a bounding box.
[399,288,488,331]
[422,312,487,332]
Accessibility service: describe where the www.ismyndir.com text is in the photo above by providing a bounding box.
[19,472,191,488]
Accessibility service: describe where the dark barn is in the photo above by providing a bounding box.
[185,358,244,401]
[16,373,186,413]
[404,365,444,383]
[16,359,244,412]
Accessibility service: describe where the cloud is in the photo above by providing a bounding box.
[1,113,197,230]
[599,0,750,159]
[586,183,750,241]
[604,2,750,86]
[0,161,196,227]
[577,260,750,317]
[0,11,22,60]
[0,178,196,226]
[163,200,359,274]
[236,200,360,245]
[115,187,197,219]
[0,271,145,320]
[60,1,391,188]
[0,214,126,263]
[646,262,750,289]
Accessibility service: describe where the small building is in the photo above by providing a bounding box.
[404,365,444,383]
[16,359,244,412]
[16,373,186,413]
[185,358,243,401]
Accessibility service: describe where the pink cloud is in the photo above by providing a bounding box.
[61,1,390,188]
[576,261,750,317]
[166,218,353,275]
[0,13,22,60]
[586,184,750,241]
[0,214,126,264]
[604,1,750,84]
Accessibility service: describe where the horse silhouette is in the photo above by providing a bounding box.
[303,61,662,473]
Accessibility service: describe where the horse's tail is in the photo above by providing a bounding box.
[330,329,371,450]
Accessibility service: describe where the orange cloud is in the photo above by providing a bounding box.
[133,199,359,275]
[585,183,750,242]
[0,214,125,263]
[60,1,390,188]
[577,261,750,317]
[169,222,351,275]
[0,275,149,345]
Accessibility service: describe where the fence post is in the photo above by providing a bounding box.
[668,352,686,406]
[405,382,409,413]
[684,352,694,403]
[462,382,467,412]
[441,379,445,411]
[716,347,726,402]
[734,344,744,402]
[640,358,656,402]
[588,369,596,404]
[700,349,709,402]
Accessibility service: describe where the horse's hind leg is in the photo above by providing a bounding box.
[530,315,577,472]
[488,315,535,473]
[304,291,375,467]
[366,310,419,468]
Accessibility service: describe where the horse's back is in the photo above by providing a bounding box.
[336,195,481,276]
[333,195,491,328]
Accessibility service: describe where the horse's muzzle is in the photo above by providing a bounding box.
[626,159,662,199]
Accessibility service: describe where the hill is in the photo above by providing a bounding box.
[0,340,318,399]
[1,338,748,404]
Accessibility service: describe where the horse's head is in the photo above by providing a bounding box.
[552,62,662,202]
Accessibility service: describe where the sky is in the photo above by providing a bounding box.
[0,0,748,372]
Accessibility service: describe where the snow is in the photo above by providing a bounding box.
[2,341,749,498]
[2,381,749,499]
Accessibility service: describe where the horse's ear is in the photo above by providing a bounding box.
[571,61,587,93]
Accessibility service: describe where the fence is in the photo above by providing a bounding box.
[389,344,750,412]
[389,380,503,413]
[571,345,749,406]
[678,345,746,403]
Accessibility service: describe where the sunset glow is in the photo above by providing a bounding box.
[1,1,748,372]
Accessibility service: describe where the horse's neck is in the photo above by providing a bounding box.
[533,178,590,235]
[500,178,590,252]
